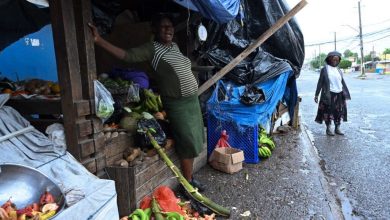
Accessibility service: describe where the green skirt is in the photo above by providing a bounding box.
[162,94,205,159]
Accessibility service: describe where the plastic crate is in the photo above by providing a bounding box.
[207,113,259,164]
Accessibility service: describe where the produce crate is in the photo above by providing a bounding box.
[105,133,207,217]
[207,113,259,164]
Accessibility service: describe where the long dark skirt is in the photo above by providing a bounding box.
[162,94,205,159]
[315,92,347,125]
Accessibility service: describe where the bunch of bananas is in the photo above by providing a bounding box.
[259,146,272,158]
[142,89,163,113]
[257,126,275,159]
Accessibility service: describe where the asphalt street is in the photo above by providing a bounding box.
[297,70,390,219]
[195,70,390,220]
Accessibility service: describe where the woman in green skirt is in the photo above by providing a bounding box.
[89,14,205,191]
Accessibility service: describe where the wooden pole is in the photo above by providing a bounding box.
[197,0,308,95]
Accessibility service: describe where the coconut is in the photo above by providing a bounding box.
[119,115,138,133]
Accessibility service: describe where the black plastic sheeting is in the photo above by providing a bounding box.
[0,0,50,51]
[199,0,304,85]
[91,0,123,35]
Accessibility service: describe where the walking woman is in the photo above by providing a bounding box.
[314,51,351,136]
[88,14,205,191]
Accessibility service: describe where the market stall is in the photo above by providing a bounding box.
[1,0,306,218]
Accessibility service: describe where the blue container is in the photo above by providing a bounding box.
[207,113,259,164]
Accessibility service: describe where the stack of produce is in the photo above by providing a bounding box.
[258,126,276,159]
[1,79,61,97]
[121,186,216,220]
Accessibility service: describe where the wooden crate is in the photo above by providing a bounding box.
[105,136,207,217]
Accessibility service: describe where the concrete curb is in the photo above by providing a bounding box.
[299,120,344,219]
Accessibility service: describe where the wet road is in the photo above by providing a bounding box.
[297,70,390,219]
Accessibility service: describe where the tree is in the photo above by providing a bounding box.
[339,60,352,69]
[364,54,372,62]
[310,53,327,69]
[383,48,390,55]
[343,49,354,58]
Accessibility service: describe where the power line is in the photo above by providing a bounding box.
[364,34,390,44]
[305,27,390,47]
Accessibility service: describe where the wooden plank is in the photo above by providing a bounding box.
[91,117,103,133]
[94,133,106,152]
[292,96,302,129]
[74,100,90,116]
[78,138,95,158]
[72,0,97,99]
[6,99,62,115]
[76,119,93,137]
[107,166,136,216]
[50,0,84,159]
[104,134,133,162]
[135,159,181,202]
[197,0,308,95]
[135,153,179,188]
[133,147,176,173]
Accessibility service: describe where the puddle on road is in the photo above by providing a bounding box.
[336,189,361,220]
[358,128,375,134]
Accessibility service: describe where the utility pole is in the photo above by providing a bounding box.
[334,32,337,50]
[358,1,366,77]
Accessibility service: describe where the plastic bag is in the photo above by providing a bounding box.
[216,130,231,148]
[136,118,166,149]
[94,80,115,121]
[127,83,140,103]
[239,84,265,105]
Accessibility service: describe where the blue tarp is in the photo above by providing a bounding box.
[173,0,241,24]
[207,70,292,127]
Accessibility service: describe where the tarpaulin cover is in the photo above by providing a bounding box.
[0,0,50,51]
[173,0,241,24]
[0,94,119,220]
[201,0,304,83]
[207,71,292,128]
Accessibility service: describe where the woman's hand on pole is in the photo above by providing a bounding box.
[87,22,127,60]
[88,23,101,44]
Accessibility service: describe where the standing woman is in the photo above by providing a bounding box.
[89,14,205,190]
[314,51,351,136]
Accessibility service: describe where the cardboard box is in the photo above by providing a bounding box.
[209,147,245,174]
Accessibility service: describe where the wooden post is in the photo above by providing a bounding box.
[51,0,104,175]
[197,0,308,95]
[72,0,106,176]
[72,0,97,99]
[50,0,84,159]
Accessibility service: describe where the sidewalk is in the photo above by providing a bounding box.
[194,126,342,219]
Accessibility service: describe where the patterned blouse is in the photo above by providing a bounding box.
[124,41,198,98]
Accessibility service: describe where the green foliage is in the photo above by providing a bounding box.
[310,53,327,69]
[383,48,390,54]
[343,49,354,58]
[364,54,373,62]
[339,60,352,69]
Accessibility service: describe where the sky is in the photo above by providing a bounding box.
[285,0,390,61]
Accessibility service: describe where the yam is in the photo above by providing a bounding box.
[126,148,141,162]
[115,159,129,167]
